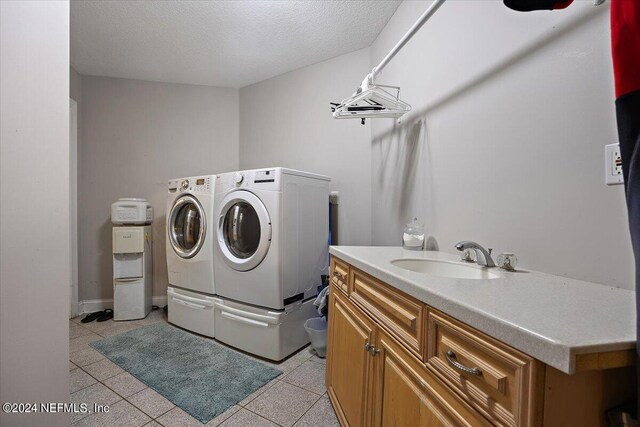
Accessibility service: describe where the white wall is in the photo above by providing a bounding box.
[0,1,71,425]
[80,77,239,301]
[240,48,373,246]
[74,0,633,309]
[370,1,634,289]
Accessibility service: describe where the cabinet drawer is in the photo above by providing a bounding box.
[351,268,425,359]
[374,328,491,427]
[427,311,540,427]
[331,257,350,295]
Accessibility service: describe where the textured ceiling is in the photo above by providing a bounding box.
[71,1,401,88]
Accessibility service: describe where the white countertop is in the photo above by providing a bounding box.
[329,246,635,374]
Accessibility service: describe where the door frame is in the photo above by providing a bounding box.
[69,98,79,317]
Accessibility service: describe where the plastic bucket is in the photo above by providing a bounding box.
[304,317,328,358]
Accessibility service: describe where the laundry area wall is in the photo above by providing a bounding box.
[239,48,373,247]
[369,0,634,289]
[79,76,239,302]
[73,0,634,307]
[76,50,372,304]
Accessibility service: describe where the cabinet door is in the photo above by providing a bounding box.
[373,328,490,427]
[326,288,376,427]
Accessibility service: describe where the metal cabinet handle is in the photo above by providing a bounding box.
[333,271,346,281]
[445,351,482,376]
[364,342,380,356]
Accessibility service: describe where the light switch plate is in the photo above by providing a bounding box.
[605,143,623,185]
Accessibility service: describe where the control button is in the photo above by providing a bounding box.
[234,172,244,185]
[181,180,189,189]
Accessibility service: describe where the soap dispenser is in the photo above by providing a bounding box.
[403,217,425,251]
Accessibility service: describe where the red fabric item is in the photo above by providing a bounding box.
[553,0,574,9]
[503,0,574,12]
[611,0,640,98]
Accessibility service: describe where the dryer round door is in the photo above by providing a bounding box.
[217,190,271,271]
[168,195,206,259]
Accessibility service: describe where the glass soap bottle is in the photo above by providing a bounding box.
[403,218,425,251]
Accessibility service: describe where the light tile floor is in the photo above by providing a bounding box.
[69,310,339,427]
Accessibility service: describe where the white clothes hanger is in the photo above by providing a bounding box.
[331,74,411,124]
[331,0,447,124]
[332,0,605,124]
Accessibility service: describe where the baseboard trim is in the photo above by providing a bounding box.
[79,299,112,314]
[153,296,168,307]
[78,296,168,315]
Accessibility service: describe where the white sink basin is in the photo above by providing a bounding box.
[390,259,500,280]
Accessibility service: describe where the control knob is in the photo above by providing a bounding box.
[234,172,244,185]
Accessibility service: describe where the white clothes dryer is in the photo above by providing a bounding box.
[214,168,330,309]
[166,175,216,295]
[212,168,330,360]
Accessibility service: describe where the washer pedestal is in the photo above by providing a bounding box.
[214,297,317,361]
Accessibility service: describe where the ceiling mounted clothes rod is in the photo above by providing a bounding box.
[371,0,447,80]
[331,0,447,123]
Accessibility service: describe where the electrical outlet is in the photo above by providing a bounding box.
[605,143,623,185]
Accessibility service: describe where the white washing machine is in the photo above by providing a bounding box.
[166,175,217,337]
[213,167,330,360]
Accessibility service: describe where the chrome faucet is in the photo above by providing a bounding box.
[455,241,496,267]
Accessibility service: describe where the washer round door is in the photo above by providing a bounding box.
[217,190,271,271]
[168,195,206,259]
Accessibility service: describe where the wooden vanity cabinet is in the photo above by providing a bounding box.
[330,257,350,296]
[327,284,490,427]
[351,268,426,359]
[326,257,636,427]
[373,326,491,427]
[326,286,376,427]
[427,311,540,426]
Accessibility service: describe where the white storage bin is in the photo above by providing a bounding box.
[304,317,327,358]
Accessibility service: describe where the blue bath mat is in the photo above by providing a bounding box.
[90,323,281,423]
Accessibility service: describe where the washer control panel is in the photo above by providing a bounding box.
[254,169,276,183]
[168,176,212,193]
[215,169,281,192]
